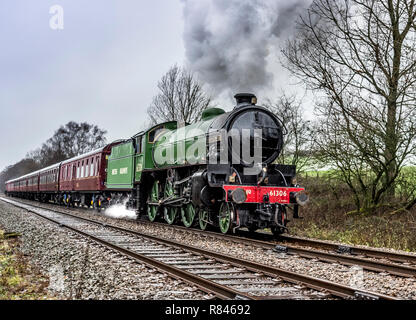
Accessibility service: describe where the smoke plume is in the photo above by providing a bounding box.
[182,0,312,95]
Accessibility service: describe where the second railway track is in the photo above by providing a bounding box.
[0,197,398,300]
[139,220,416,279]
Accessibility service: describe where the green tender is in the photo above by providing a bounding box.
[106,141,135,189]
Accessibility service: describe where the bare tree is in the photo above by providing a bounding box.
[147,65,212,124]
[31,121,107,167]
[265,94,314,173]
[283,0,416,212]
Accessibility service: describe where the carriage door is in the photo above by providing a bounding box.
[72,164,77,191]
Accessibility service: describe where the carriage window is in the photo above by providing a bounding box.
[77,163,80,179]
[86,159,89,177]
[90,158,94,177]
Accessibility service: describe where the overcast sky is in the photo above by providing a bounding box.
[0,0,310,172]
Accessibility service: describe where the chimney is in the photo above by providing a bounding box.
[234,93,257,108]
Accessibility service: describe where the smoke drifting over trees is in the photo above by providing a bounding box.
[182,0,312,95]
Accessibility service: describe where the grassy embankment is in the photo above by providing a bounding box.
[290,171,416,252]
[0,229,51,299]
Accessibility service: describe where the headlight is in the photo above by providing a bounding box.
[231,188,247,204]
[295,191,309,206]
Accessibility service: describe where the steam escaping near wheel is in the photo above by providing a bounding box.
[103,199,137,220]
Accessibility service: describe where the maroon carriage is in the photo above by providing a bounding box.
[59,142,121,207]
[22,172,39,194]
[6,171,39,198]
[38,163,61,202]
[5,179,17,195]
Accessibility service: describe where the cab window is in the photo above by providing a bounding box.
[148,126,164,143]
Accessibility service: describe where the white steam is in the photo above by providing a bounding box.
[182,0,312,95]
[103,199,137,220]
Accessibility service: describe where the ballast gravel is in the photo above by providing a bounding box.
[0,200,212,300]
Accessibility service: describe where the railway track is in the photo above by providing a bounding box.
[278,234,416,264]
[0,197,397,300]
[4,196,416,279]
[136,220,416,278]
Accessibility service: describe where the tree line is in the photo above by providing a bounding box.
[0,122,107,192]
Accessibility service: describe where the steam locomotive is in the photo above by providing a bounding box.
[5,93,308,236]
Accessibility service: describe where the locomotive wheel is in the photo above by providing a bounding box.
[163,179,177,224]
[147,181,159,222]
[198,208,209,230]
[219,203,233,234]
[181,203,196,228]
[164,207,178,225]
